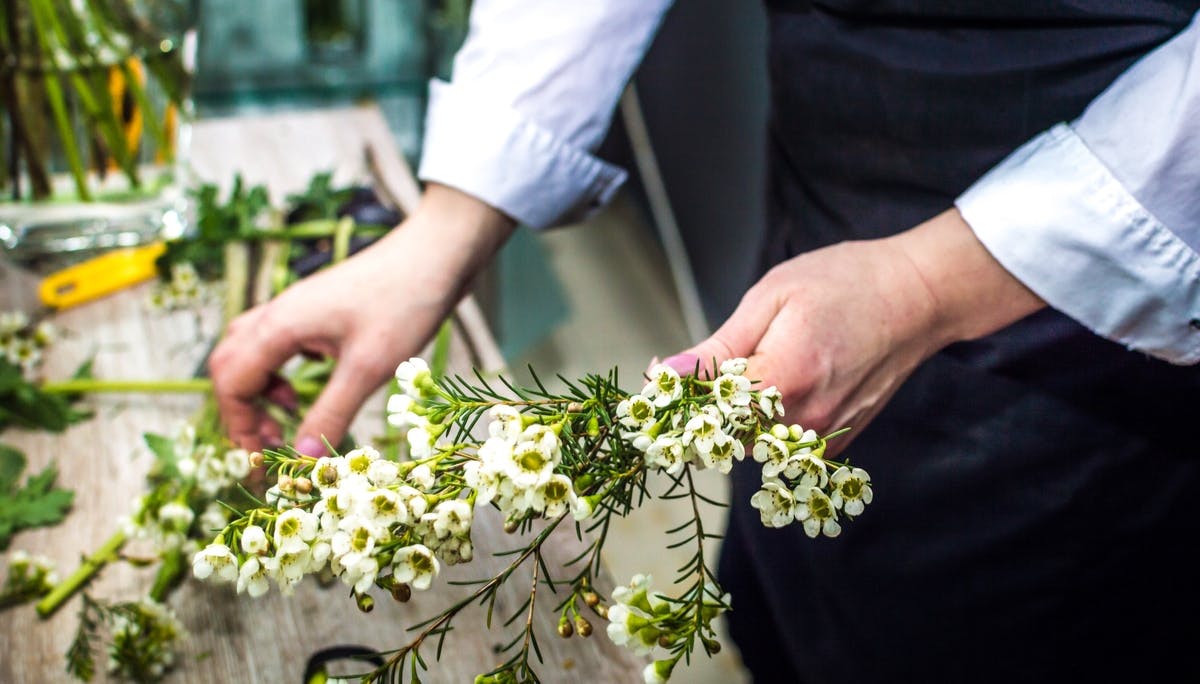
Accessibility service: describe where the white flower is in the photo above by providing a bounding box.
[830,466,873,516]
[616,395,657,431]
[342,554,380,594]
[341,447,380,479]
[275,548,312,587]
[521,424,561,458]
[199,503,229,533]
[331,515,380,568]
[397,485,429,519]
[791,453,829,488]
[313,456,343,488]
[682,408,723,455]
[236,555,273,597]
[308,540,332,572]
[644,436,686,475]
[643,661,672,684]
[758,386,785,418]
[531,474,576,518]
[432,500,473,539]
[505,440,557,488]
[366,459,400,487]
[752,434,791,476]
[395,357,431,397]
[157,502,194,533]
[699,433,744,474]
[240,525,269,555]
[605,604,656,655]
[175,456,197,479]
[223,449,252,480]
[274,509,319,553]
[571,494,595,521]
[642,364,683,407]
[713,373,752,415]
[192,543,238,582]
[406,463,435,490]
[719,358,748,376]
[406,426,435,459]
[360,487,406,527]
[386,393,426,430]
[750,480,797,528]
[392,544,440,590]
[487,404,524,442]
[794,486,841,538]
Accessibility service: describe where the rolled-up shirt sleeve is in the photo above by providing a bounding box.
[418,0,673,229]
[956,12,1200,365]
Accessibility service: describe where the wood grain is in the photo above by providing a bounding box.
[0,106,643,683]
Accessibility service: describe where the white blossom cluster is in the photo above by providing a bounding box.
[620,360,783,477]
[0,310,55,375]
[104,598,187,682]
[749,423,873,538]
[605,574,730,684]
[3,550,59,594]
[147,263,213,312]
[121,425,252,554]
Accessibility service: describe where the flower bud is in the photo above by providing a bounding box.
[503,520,519,534]
[583,591,600,608]
[390,582,412,603]
[557,617,574,638]
[594,604,608,619]
[574,616,593,637]
[278,475,294,493]
[702,637,722,654]
[586,415,600,437]
[567,402,584,414]
[294,477,313,495]
[248,451,265,468]
[355,593,375,613]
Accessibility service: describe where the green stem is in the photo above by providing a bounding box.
[223,241,250,324]
[36,528,125,617]
[40,378,212,394]
[148,547,184,602]
[331,215,354,265]
[26,0,90,200]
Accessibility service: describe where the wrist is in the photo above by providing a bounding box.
[890,208,1045,346]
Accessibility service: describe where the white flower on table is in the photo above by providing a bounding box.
[829,466,873,516]
[392,544,440,590]
[794,486,841,538]
[274,509,319,554]
[192,543,238,582]
[642,364,684,407]
[750,479,797,528]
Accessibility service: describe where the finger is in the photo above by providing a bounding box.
[262,374,298,412]
[661,284,783,377]
[294,350,391,456]
[210,307,306,449]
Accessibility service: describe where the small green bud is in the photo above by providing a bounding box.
[355,593,375,613]
[586,415,600,436]
[557,617,574,638]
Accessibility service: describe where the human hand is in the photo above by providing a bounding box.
[209,183,515,455]
[658,208,1044,456]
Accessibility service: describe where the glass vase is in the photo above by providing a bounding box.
[0,0,195,271]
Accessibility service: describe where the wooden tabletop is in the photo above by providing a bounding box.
[0,106,643,683]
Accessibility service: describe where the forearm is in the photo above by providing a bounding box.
[889,208,1046,349]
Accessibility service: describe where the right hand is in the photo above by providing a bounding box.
[209,183,515,455]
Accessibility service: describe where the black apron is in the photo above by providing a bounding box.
[720,3,1200,682]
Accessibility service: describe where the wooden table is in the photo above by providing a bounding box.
[0,106,644,683]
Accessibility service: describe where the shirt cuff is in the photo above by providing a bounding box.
[956,123,1200,365]
[418,80,628,229]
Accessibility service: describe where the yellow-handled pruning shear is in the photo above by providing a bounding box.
[38,242,166,310]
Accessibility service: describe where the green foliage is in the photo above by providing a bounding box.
[158,175,271,280]
[0,358,93,433]
[0,444,75,549]
[285,171,355,223]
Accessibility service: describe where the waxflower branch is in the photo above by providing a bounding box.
[192,355,872,683]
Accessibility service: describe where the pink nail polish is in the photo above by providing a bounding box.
[663,353,700,376]
[296,435,325,457]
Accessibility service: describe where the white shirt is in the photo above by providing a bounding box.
[418,2,1200,365]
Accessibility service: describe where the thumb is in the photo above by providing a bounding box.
[660,289,781,377]
[294,355,387,456]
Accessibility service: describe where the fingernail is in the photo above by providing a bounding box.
[296,435,325,457]
[663,353,699,376]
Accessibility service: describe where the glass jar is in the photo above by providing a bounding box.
[0,0,196,271]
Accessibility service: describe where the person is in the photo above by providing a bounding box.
[210,2,1200,681]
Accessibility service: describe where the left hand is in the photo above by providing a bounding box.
[658,208,1044,456]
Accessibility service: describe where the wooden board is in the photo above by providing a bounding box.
[0,106,643,683]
